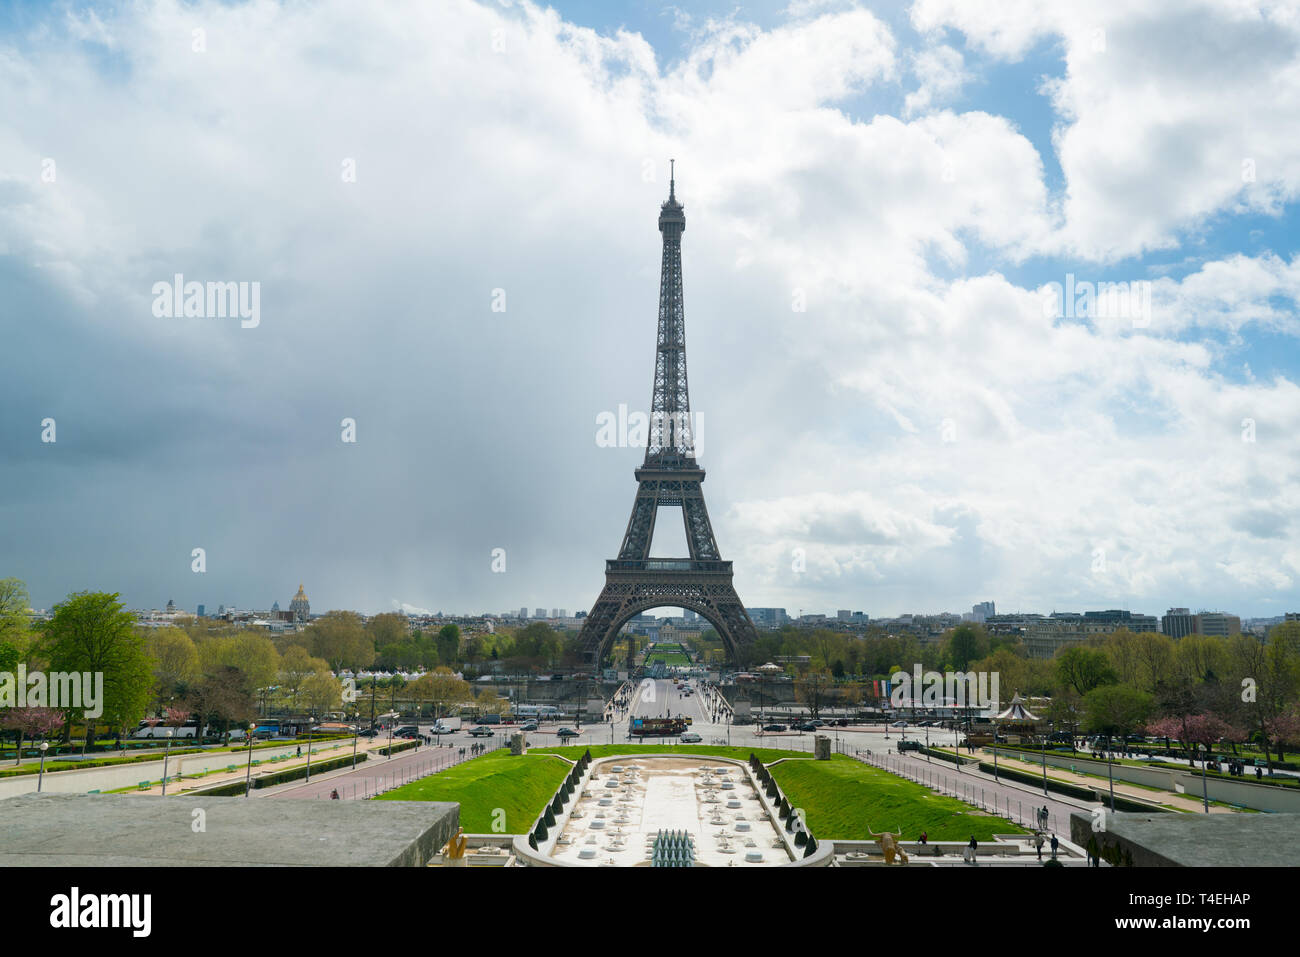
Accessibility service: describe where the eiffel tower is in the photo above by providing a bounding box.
[578,165,758,666]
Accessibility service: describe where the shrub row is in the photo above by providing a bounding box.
[749,753,817,858]
[376,739,419,757]
[923,747,977,767]
[533,750,592,847]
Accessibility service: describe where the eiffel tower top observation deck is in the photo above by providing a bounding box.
[647,159,695,468]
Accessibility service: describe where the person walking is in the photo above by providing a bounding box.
[1034,831,1044,861]
[919,830,928,845]
[1050,833,1059,860]
[965,836,978,864]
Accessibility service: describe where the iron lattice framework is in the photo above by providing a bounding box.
[578,167,758,666]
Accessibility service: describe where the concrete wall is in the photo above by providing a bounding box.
[987,748,1181,791]
[987,748,1300,813]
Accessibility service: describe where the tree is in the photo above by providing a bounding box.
[43,592,154,749]
[1227,628,1300,765]
[301,669,343,716]
[409,667,471,721]
[145,627,199,702]
[794,669,832,717]
[277,645,322,711]
[366,612,409,649]
[198,631,280,712]
[1082,684,1154,748]
[944,624,988,672]
[307,611,374,673]
[1147,713,1245,765]
[187,665,255,740]
[0,578,33,672]
[1055,646,1117,697]
[436,624,461,666]
[1,707,65,764]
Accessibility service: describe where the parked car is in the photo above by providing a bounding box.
[762,724,788,732]
[520,720,539,732]
[392,725,419,737]
[556,727,580,739]
[890,720,907,728]
[432,724,455,736]
[797,722,818,731]
[680,732,702,743]
[467,726,495,737]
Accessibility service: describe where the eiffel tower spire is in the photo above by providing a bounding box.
[577,166,758,667]
[650,160,692,463]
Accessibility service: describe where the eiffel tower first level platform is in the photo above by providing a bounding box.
[578,166,758,666]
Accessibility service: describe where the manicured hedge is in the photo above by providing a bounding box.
[189,778,252,797]
[377,740,419,757]
[922,748,978,767]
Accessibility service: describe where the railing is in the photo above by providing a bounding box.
[605,559,733,573]
[321,738,508,800]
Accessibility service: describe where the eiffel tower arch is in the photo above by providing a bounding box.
[578,165,758,667]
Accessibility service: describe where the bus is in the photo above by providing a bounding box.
[629,716,687,738]
[515,705,561,718]
[133,718,206,739]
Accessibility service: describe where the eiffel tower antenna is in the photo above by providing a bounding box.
[578,169,758,667]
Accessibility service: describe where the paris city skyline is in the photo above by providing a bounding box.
[3,0,1299,621]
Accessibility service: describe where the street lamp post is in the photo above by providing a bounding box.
[37,741,49,792]
[1106,737,1116,811]
[351,722,359,770]
[1200,743,1210,813]
[305,718,316,782]
[1041,724,1050,797]
[161,729,175,796]
[245,725,258,796]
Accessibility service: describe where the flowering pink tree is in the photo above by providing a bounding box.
[1272,709,1300,762]
[1147,713,1244,765]
[1,707,67,764]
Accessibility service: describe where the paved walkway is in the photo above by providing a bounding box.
[134,737,397,796]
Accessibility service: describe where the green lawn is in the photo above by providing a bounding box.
[644,652,691,666]
[374,749,572,833]
[770,755,1027,841]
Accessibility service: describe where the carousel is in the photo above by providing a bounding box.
[993,692,1040,744]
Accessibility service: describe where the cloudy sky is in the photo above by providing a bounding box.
[2,0,1298,620]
